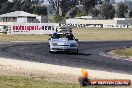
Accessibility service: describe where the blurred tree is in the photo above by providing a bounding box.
[0,1,14,14]
[90,8,100,17]
[12,0,22,11]
[69,7,79,18]
[75,10,85,17]
[21,0,32,13]
[129,9,132,18]
[0,0,48,15]
[32,0,39,4]
[54,7,62,22]
[103,0,110,3]
[80,0,101,15]
[0,0,8,4]
[124,0,132,10]
[59,0,78,17]
[33,5,47,15]
[116,2,128,18]
[100,2,115,19]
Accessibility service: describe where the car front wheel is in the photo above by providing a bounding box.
[48,46,53,53]
[75,49,78,54]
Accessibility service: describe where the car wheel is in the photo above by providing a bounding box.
[49,50,52,53]
[49,48,56,54]
[74,49,78,55]
[48,46,53,53]
[79,77,90,86]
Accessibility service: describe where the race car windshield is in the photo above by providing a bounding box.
[53,33,74,40]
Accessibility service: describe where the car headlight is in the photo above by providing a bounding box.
[52,43,58,46]
[70,43,77,47]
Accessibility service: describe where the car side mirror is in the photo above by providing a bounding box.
[75,39,78,41]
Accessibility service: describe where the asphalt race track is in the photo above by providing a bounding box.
[0,41,132,74]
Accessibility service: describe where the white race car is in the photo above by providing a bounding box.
[48,32,78,54]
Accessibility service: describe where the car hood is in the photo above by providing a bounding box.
[51,38,77,45]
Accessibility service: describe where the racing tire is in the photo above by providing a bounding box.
[74,49,78,55]
[48,46,53,53]
[70,49,78,55]
[49,50,53,53]
[49,49,56,54]
[79,77,90,86]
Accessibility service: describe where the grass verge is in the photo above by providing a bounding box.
[72,28,132,41]
[0,28,132,41]
[112,48,132,57]
[0,76,107,88]
[0,34,49,41]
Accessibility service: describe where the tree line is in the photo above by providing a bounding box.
[0,0,47,15]
[0,0,132,22]
[55,0,132,22]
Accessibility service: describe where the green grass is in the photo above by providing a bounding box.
[0,76,107,88]
[0,76,130,88]
[112,48,132,57]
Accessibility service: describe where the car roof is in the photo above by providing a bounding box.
[52,32,72,34]
[57,26,72,33]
